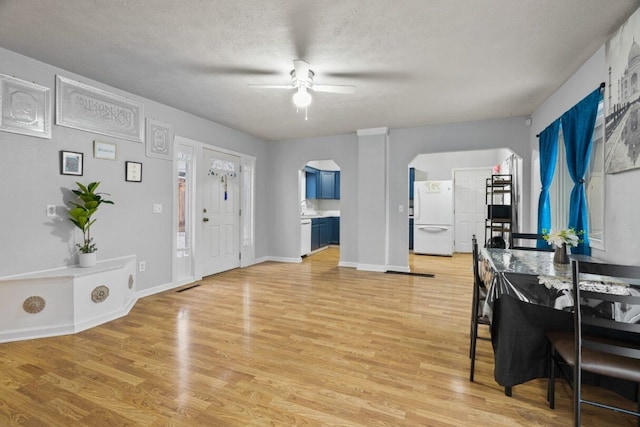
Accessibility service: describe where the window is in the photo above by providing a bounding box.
[550,100,605,249]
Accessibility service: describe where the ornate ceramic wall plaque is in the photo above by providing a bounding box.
[56,75,143,142]
[23,296,46,314]
[145,118,173,160]
[91,285,110,303]
[0,74,51,139]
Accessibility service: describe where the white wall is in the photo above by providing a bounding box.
[387,117,531,269]
[0,47,269,290]
[266,117,531,271]
[267,133,359,264]
[530,45,640,264]
[410,149,508,181]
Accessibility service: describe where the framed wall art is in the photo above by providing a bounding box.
[55,75,144,143]
[145,118,173,160]
[604,7,640,174]
[60,151,83,176]
[0,74,51,139]
[125,161,142,182]
[93,140,117,160]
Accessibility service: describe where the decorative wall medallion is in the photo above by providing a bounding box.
[23,296,46,314]
[145,118,173,160]
[91,285,110,303]
[128,274,134,289]
[0,74,51,139]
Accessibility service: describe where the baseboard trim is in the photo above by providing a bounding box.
[356,263,387,272]
[136,279,196,299]
[265,256,303,263]
[386,265,411,273]
[338,261,357,268]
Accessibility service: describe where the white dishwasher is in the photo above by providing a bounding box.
[300,219,312,256]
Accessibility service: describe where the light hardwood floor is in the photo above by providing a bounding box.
[0,248,636,426]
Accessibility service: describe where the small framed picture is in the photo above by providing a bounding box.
[93,140,117,160]
[60,151,83,176]
[125,161,142,182]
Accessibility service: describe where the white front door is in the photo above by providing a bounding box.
[454,168,492,252]
[201,148,240,276]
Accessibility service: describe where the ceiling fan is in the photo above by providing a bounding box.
[249,60,356,119]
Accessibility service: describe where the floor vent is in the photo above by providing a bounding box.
[176,284,201,293]
[385,271,435,278]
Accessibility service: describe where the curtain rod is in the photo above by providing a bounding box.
[535,82,605,137]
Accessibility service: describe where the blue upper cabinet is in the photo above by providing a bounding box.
[304,166,340,200]
[409,167,415,200]
[305,166,319,199]
[319,171,335,199]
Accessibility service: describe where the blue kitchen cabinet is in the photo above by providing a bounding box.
[334,171,340,199]
[329,217,340,244]
[311,220,320,250]
[319,171,335,199]
[311,217,329,250]
[409,167,415,200]
[409,217,414,250]
[318,218,329,247]
[305,166,319,199]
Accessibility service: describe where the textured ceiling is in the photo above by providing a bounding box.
[0,0,637,141]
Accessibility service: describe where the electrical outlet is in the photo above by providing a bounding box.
[46,205,56,217]
[398,204,404,213]
[153,203,162,214]
[138,261,146,272]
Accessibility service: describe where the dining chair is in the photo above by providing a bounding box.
[547,260,640,426]
[469,234,491,382]
[510,232,553,251]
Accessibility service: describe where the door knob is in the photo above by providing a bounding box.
[203,217,209,222]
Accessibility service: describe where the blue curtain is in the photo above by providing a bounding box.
[560,87,603,255]
[536,120,560,248]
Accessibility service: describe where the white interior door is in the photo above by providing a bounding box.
[454,168,492,252]
[202,148,240,276]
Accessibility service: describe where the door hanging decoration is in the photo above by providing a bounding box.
[208,159,237,200]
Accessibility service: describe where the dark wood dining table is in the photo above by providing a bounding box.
[480,248,639,399]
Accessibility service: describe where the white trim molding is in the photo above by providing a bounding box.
[356,127,389,136]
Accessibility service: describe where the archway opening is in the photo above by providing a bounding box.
[408,149,521,274]
[299,159,341,262]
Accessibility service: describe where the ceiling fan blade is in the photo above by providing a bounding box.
[248,84,294,90]
[293,60,310,83]
[289,4,316,60]
[311,84,356,94]
[187,64,279,76]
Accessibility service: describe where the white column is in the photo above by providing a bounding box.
[356,127,389,271]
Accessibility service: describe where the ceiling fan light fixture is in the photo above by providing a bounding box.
[292,87,312,108]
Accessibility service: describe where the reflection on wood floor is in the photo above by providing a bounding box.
[0,247,635,426]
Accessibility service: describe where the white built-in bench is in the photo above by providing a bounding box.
[0,255,137,343]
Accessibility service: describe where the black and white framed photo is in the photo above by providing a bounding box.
[0,74,51,139]
[125,161,142,182]
[60,151,83,176]
[93,140,117,160]
[145,118,173,160]
[605,7,640,174]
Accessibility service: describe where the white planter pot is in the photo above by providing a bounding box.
[79,252,97,268]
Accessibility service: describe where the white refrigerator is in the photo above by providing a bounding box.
[413,180,454,256]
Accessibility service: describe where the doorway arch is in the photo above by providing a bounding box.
[299,159,341,262]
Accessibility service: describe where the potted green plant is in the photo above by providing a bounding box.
[67,181,114,267]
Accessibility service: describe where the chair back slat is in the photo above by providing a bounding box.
[510,232,553,252]
[573,260,640,364]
